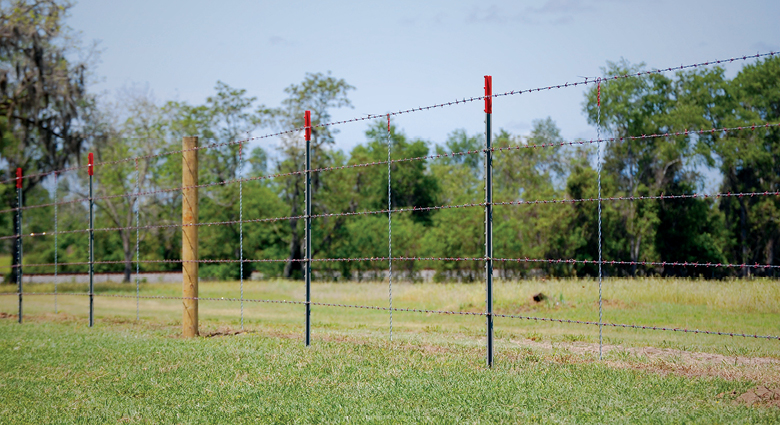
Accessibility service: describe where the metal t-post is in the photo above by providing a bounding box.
[88,153,94,327]
[484,76,494,368]
[54,172,58,314]
[305,110,312,346]
[16,168,22,324]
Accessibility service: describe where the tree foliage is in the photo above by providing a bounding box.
[6,51,780,283]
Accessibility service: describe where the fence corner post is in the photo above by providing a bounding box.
[182,136,199,337]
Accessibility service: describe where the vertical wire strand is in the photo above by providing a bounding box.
[54,172,58,314]
[597,78,604,360]
[240,139,244,330]
[135,159,140,322]
[17,182,22,323]
[387,114,393,341]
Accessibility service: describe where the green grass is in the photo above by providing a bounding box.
[1,278,779,423]
[2,278,778,357]
[1,318,778,424]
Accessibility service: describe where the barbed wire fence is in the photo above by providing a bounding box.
[2,51,780,367]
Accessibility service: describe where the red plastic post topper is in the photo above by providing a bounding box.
[88,153,94,176]
[304,110,311,142]
[484,75,493,114]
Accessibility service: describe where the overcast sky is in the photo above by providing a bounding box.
[69,0,780,155]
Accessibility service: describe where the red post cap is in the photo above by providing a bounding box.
[16,168,22,189]
[88,152,94,176]
[484,75,493,114]
[304,110,311,142]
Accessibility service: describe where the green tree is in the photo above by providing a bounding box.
[583,60,726,276]
[717,55,780,276]
[259,72,354,279]
[0,0,95,282]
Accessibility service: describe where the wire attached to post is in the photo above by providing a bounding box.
[135,159,140,322]
[484,75,494,368]
[88,152,94,327]
[597,78,604,361]
[304,110,312,346]
[16,167,23,324]
[54,171,58,314]
[239,138,245,331]
[387,113,393,342]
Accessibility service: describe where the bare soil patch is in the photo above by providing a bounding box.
[721,386,780,408]
[511,337,780,384]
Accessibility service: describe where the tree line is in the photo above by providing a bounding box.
[2,1,779,282]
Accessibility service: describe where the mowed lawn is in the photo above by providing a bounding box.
[1,278,779,423]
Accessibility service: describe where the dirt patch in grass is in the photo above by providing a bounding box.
[594,298,631,309]
[203,328,247,337]
[512,337,780,384]
[721,386,780,408]
[0,311,90,323]
[0,312,17,319]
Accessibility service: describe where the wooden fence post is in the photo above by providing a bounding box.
[182,136,199,337]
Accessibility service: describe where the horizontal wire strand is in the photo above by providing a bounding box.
[3,52,775,187]
[8,292,777,340]
[4,186,779,241]
[4,122,778,215]
[7,255,780,271]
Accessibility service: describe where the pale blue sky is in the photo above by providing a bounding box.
[69,0,780,154]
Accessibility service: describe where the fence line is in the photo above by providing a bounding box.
[2,51,775,188]
[2,121,778,216]
[6,292,779,341]
[8,256,780,271]
[4,188,780,243]
[4,50,779,366]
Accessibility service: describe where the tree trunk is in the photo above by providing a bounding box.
[284,177,303,279]
[284,217,303,278]
[9,193,20,285]
[122,230,132,283]
[739,198,749,278]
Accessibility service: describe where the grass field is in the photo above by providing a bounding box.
[1,278,779,423]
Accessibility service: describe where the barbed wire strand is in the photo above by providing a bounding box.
[10,291,777,340]
[200,51,779,155]
[0,164,88,186]
[3,51,774,189]
[5,187,780,243]
[3,122,779,217]
[11,256,780,271]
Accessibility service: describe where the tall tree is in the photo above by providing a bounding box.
[583,60,726,276]
[718,56,780,276]
[259,72,354,278]
[0,0,95,282]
